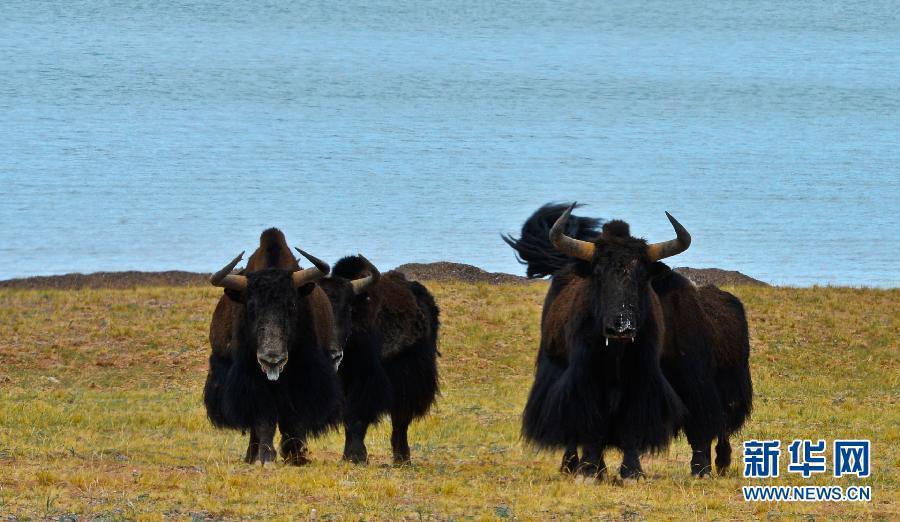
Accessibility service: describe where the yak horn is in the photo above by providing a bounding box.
[210,251,248,291]
[292,247,330,287]
[351,254,381,295]
[549,202,596,262]
[646,212,692,262]
[294,247,331,274]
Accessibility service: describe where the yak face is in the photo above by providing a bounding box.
[317,277,356,369]
[242,269,300,381]
[591,221,653,342]
[314,256,382,369]
[548,204,691,346]
[209,237,331,381]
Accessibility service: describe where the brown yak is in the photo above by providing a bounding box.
[504,203,752,480]
[317,255,440,465]
[203,228,342,466]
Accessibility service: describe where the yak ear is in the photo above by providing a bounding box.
[224,288,246,304]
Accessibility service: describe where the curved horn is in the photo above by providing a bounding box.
[291,247,330,288]
[210,251,248,291]
[351,254,381,295]
[294,247,331,274]
[549,202,596,262]
[646,212,692,262]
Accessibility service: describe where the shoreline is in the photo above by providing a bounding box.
[0,262,771,289]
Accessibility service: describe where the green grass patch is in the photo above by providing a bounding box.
[0,284,897,519]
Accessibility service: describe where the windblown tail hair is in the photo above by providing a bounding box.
[502,203,602,278]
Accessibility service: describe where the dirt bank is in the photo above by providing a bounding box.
[0,271,210,290]
[392,262,530,284]
[673,267,769,287]
[0,263,767,289]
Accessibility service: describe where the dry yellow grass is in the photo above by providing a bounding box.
[0,282,897,520]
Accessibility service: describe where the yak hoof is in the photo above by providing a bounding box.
[392,455,412,467]
[343,453,368,465]
[691,463,713,478]
[560,454,579,475]
[715,458,731,476]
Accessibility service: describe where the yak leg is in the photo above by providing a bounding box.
[688,434,713,477]
[279,421,310,466]
[715,435,732,475]
[560,442,579,474]
[244,430,260,464]
[342,418,370,464]
[280,434,310,466]
[575,442,606,483]
[620,447,644,480]
[252,421,277,466]
[390,412,413,466]
[278,410,310,466]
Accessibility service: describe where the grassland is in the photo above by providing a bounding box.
[0,282,897,520]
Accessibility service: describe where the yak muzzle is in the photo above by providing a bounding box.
[258,354,288,381]
[603,313,636,342]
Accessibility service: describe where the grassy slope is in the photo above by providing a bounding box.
[0,283,897,520]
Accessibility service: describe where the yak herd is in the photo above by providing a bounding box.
[203,203,752,481]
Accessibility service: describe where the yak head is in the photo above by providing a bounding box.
[209,241,330,381]
[317,255,381,368]
[550,203,691,344]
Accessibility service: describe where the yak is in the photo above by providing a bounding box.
[317,255,440,465]
[504,203,751,480]
[203,228,343,466]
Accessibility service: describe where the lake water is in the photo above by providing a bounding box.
[1,1,898,286]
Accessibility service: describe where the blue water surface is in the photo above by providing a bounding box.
[1,1,898,286]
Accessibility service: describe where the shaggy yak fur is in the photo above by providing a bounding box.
[504,203,752,479]
[203,228,342,466]
[318,256,440,465]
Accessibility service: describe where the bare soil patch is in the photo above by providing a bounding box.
[393,262,529,284]
[0,264,767,289]
[0,270,209,289]
[674,267,769,287]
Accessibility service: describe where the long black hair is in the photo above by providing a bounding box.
[502,203,603,278]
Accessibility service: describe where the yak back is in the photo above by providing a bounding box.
[651,265,752,434]
[333,256,435,359]
[696,285,750,367]
[245,228,300,272]
[651,266,748,367]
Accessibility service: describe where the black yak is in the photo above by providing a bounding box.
[317,255,440,465]
[203,228,343,466]
[504,203,751,479]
